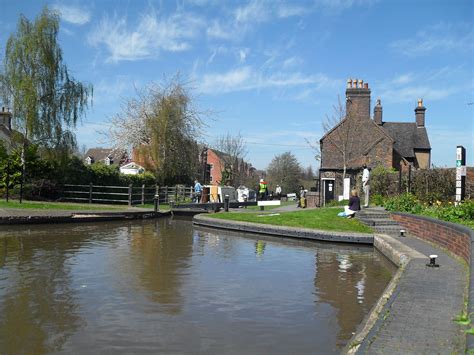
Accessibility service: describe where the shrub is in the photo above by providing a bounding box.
[371,165,399,196]
[371,193,385,207]
[412,168,455,202]
[383,193,423,214]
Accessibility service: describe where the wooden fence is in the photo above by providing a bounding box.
[62,184,195,205]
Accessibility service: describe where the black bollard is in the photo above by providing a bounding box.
[224,194,229,212]
[154,194,159,212]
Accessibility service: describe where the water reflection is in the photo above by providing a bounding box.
[0,219,394,354]
[122,219,194,314]
[315,247,395,348]
[0,230,87,354]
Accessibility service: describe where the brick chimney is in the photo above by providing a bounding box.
[0,107,12,130]
[346,78,371,119]
[415,98,426,127]
[374,98,383,125]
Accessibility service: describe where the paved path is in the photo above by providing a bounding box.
[356,209,466,354]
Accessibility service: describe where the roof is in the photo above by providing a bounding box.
[120,162,144,169]
[85,148,127,162]
[381,122,431,158]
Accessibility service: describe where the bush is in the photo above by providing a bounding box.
[371,165,399,196]
[383,193,423,214]
[370,193,385,207]
[412,168,455,202]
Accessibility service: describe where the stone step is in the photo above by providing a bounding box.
[357,213,390,220]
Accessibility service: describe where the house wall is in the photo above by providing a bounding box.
[415,150,430,169]
[206,149,224,185]
[321,119,394,171]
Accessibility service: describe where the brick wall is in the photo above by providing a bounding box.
[391,212,473,264]
[206,149,224,185]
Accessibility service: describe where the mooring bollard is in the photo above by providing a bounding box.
[224,194,229,212]
[427,254,439,267]
[399,229,406,237]
[154,194,159,212]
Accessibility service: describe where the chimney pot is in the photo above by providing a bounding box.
[415,99,426,127]
[347,79,352,88]
[358,79,363,88]
[364,82,369,89]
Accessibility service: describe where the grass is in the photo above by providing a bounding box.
[208,207,373,233]
[245,200,297,211]
[0,199,143,211]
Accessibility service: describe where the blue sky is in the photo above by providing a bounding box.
[1,0,472,169]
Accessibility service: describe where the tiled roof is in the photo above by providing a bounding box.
[381,122,431,158]
[85,148,127,163]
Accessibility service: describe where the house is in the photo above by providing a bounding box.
[319,78,431,203]
[84,148,128,166]
[119,162,145,175]
[0,107,14,151]
[199,147,255,186]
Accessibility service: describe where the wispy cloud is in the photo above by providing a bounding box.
[377,67,469,103]
[89,10,204,62]
[52,4,91,25]
[94,76,136,104]
[198,66,339,94]
[390,22,473,56]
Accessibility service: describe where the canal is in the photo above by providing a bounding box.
[0,218,395,354]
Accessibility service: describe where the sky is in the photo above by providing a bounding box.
[0,0,473,170]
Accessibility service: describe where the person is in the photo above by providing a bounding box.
[297,185,306,208]
[194,179,202,203]
[275,185,282,199]
[362,164,370,208]
[258,178,268,200]
[338,189,361,218]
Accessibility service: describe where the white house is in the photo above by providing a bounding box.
[120,162,145,175]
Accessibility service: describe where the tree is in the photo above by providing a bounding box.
[213,132,248,186]
[105,76,206,185]
[266,152,302,194]
[0,7,92,201]
[313,96,364,179]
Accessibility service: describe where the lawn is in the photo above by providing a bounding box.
[244,200,297,211]
[0,200,139,211]
[208,207,373,233]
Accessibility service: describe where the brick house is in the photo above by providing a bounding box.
[319,79,431,204]
[199,147,255,186]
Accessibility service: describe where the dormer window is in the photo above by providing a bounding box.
[105,156,113,165]
[85,156,94,165]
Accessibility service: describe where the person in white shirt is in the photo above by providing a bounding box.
[362,164,370,207]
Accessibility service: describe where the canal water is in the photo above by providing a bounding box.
[0,218,395,354]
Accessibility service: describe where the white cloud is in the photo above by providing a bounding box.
[239,48,249,63]
[390,22,473,56]
[377,67,469,104]
[52,4,91,25]
[198,66,339,94]
[89,10,204,62]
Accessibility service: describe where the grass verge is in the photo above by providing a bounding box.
[0,200,136,211]
[208,207,373,233]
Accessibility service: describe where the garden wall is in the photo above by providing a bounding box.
[390,212,473,264]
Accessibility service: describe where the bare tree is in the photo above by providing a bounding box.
[104,75,208,184]
[310,96,364,179]
[213,132,248,186]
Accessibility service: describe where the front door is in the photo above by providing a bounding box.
[324,180,335,204]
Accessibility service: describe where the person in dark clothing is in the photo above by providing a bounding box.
[338,189,361,218]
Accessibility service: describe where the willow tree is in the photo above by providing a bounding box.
[106,77,206,185]
[0,7,92,201]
